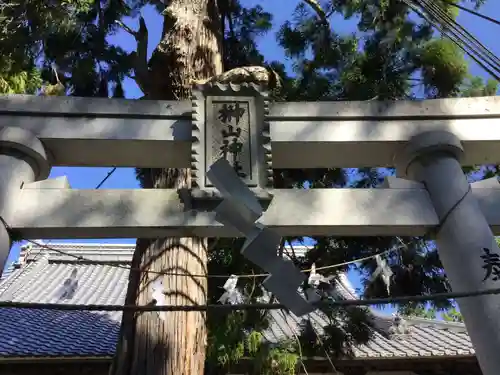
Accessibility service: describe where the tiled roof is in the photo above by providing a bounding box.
[0,242,475,359]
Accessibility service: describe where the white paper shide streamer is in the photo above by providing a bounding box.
[151,278,166,320]
[206,158,315,316]
[372,255,393,294]
[305,263,338,302]
[218,274,240,304]
[304,264,323,303]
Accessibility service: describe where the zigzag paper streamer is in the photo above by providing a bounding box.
[207,158,315,316]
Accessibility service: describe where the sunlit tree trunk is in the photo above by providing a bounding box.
[109,1,223,374]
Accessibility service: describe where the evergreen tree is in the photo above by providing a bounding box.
[0,0,140,97]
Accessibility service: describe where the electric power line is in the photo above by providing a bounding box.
[401,0,500,81]
[414,0,500,78]
[419,0,500,74]
[1,284,500,311]
[437,0,500,26]
[95,167,117,189]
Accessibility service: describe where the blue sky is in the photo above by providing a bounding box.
[5,0,500,311]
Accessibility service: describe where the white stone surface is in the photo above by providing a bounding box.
[2,95,500,168]
[398,131,500,375]
[270,96,500,119]
[0,95,191,168]
[270,118,500,168]
[6,187,500,238]
[23,176,71,189]
[0,94,190,116]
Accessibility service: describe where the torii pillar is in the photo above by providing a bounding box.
[0,127,50,277]
[396,131,500,375]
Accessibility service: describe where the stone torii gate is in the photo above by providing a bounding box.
[0,86,500,374]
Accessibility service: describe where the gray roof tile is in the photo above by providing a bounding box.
[0,242,475,359]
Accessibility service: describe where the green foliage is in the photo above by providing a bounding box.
[442,307,464,323]
[265,346,299,375]
[250,339,299,375]
[439,0,460,20]
[399,304,437,319]
[247,331,264,355]
[418,38,468,97]
[399,304,464,323]
[207,312,246,367]
[205,237,271,373]
[299,305,374,358]
[223,4,273,70]
[0,59,42,94]
[61,0,94,13]
[1,0,144,98]
[461,76,499,97]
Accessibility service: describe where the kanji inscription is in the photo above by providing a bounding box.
[193,86,268,191]
[207,101,253,185]
[481,247,500,282]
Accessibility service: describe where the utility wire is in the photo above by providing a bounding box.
[401,0,500,80]
[23,237,410,279]
[428,0,500,70]
[402,0,500,81]
[95,167,117,189]
[430,0,500,74]
[1,285,500,311]
[310,323,339,374]
[415,0,500,76]
[278,309,310,375]
[418,0,500,75]
[437,0,500,26]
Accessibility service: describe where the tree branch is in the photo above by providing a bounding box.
[41,64,66,96]
[115,19,135,35]
[115,16,150,94]
[191,66,282,90]
[303,0,329,27]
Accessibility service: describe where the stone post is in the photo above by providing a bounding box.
[396,131,500,375]
[0,127,50,276]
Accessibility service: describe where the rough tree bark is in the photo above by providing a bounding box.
[108,0,285,373]
[109,1,223,375]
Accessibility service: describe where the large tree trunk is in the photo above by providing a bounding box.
[109,1,223,375]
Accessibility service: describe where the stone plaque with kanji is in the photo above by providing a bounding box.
[191,83,272,194]
[208,100,252,185]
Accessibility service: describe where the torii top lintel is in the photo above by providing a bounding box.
[0,88,499,171]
